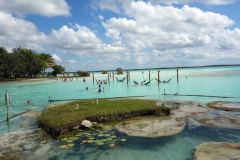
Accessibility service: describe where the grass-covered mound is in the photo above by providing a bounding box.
[39,99,171,135]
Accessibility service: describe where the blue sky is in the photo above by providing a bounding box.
[0,0,240,71]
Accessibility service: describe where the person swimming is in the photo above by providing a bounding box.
[27,99,31,105]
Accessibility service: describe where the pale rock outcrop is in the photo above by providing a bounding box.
[81,120,92,128]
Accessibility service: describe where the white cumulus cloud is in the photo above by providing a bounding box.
[99,15,104,20]
[49,25,102,51]
[66,60,76,63]
[52,54,62,62]
[0,0,71,17]
[92,0,238,13]
[0,11,48,51]
[103,2,236,52]
[149,0,238,5]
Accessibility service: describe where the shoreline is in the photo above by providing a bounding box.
[87,64,240,72]
[0,77,56,83]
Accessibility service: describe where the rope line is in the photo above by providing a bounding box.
[163,94,240,98]
[0,104,46,124]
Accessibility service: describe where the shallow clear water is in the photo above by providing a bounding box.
[0,66,240,159]
[48,127,240,160]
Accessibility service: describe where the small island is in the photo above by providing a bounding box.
[38,99,171,136]
[38,98,211,139]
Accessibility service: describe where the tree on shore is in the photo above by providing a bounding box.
[102,70,108,74]
[0,46,61,78]
[116,68,123,74]
[12,47,45,77]
[52,64,65,76]
[40,53,56,76]
[0,47,9,78]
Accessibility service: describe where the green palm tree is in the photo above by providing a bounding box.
[40,53,56,76]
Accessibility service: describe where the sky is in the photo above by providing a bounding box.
[0,0,240,71]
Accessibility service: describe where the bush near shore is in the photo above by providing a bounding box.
[102,70,108,74]
[76,71,90,77]
[38,99,171,135]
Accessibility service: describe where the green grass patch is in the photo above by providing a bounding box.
[38,99,170,135]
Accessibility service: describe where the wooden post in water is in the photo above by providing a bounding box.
[129,72,130,82]
[127,72,129,85]
[108,73,110,84]
[92,73,94,84]
[113,72,114,82]
[158,70,160,86]
[149,71,150,82]
[5,91,9,121]
[49,96,52,102]
[177,70,179,83]
[164,89,165,95]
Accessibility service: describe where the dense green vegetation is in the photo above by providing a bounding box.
[0,46,62,78]
[52,65,65,76]
[38,99,170,135]
[76,70,90,77]
[39,52,56,75]
[102,70,108,74]
[116,68,123,74]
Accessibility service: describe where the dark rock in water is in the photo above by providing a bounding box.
[207,101,240,111]
[193,142,240,160]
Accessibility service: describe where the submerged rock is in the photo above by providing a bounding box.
[81,120,92,128]
[115,116,184,137]
[35,144,50,156]
[207,101,240,111]
[22,112,42,118]
[24,143,37,150]
[198,116,240,129]
[193,142,240,160]
[115,99,212,137]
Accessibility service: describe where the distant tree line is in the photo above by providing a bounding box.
[0,46,65,78]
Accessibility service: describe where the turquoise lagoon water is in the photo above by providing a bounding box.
[0,66,240,159]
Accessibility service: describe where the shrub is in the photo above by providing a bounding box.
[102,70,108,74]
[116,68,123,74]
[76,71,90,77]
